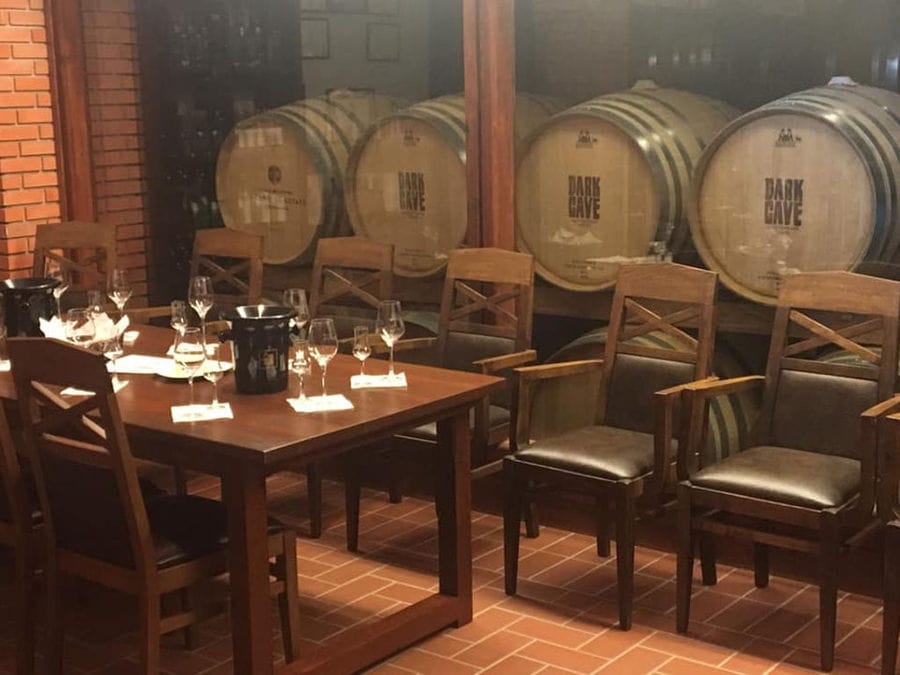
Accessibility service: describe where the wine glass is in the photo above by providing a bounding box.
[45,260,70,318]
[65,308,95,348]
[170,300,188,333]
[108,269,133,316]
[308,318,338,397]
[188,276,214,343]
[104,332,125,387]
[282,288,310,338]
[173,326,206,413]
[202,341,225,408]
[352,325,371,376]
[375,300,405,377]
[290,340,311,401]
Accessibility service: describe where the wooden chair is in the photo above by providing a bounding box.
[0,401,42,675]
[676,271,900,672]
[344,247,537,551]
[875,411,900,675]
[31,220,118,294]
[7,338,301,674]
[503,263,717,630]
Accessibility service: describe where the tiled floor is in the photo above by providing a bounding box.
[0,472,886,674]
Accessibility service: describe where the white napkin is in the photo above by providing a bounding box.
[350,372,408,390]
[61,379,129,396]
[171,402,234,423]
[0,360,10,372]
[287,394,354,413]
[39,316,66,340]
[108,354,172,374]
[123,330,139,345]
[39,313,130,342]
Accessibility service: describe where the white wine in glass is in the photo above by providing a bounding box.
[308,318,338,397]
[202,341,225,408]
[173,327,206,415]
[46,261,70,318]
[66,308,95,347]
[291,340,311,400]
[375,300,405,377]
[352,325,371,375]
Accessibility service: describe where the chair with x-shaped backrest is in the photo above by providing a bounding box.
[504,262,717,631]
[8,337,301,674]
[343,247,537,552]
[676,271,900,672]
[189,228,264,309]
[32,221,118,296]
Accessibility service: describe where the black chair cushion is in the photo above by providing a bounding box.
[690,445,860,509]
[400,405,510,442]
[605,353,694,434]
[514,425,659,480]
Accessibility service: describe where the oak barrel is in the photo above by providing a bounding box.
[528,329,758,463]
[215,90,404,265]
[345,94,562,278]
[689,80,900,305]
[515,82,738,292]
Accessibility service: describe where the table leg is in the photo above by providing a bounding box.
[435,409,473,626]
[222,465,275,675]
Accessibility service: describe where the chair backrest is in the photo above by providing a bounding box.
[8,338,155,574]
[309,237,393,337]
[756,272,900,459]
[0,401,31,544]
[602,263,717,434]
[435,248,535,372]
[31,221,118,293]
[189,229,264,307]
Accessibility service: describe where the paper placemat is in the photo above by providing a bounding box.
[61,379,129,396]
[108,354,172,374]
[287,394,354,413]
[171,402,234,423]
[350,372,408,389]
[0,360,10,372]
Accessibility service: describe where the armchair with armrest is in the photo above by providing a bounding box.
[676,271,900,672]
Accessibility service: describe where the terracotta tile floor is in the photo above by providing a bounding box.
[0,473,886,674]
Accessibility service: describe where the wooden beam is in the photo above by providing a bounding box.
[462,0,482,249]
[46,0,96,222]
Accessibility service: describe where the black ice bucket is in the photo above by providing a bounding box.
[0,277,59,337]
[220,305,295,395]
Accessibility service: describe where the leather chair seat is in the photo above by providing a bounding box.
[514,425,660,480]
[401,405,510,442]
[690,445,860,509]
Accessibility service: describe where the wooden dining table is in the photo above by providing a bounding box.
[0,325,504,674]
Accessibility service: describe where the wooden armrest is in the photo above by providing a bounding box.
[515,359,604,382]
[685,375,765,398]
[474,349,537,374]
[655,376,719,399]
[861,394,900,420]
[391,337,436,354]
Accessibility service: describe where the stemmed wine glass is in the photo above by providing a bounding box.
[283,288,310,339]
[45,260,70,319]
[203,341,225,409]
[65,308,95,348]
[104,332,125,387]
[308,318,338,397]
[173,326,206,416]
[108,269,133,318]
[290,340,311,401]
[352,325,371,376]
[188,276,214,344]
[87,290,105,319]
[375,300,405,377]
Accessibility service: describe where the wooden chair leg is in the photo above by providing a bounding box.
[614,487,635,630]
[277,531,302,663]
[503,460,522,596]
[596,495,611,558]
[883,526,900,675]
[524,497,540,539]
[14,550,35,675]
[306,463,323,539]
[179,588,199,649]
[754,543,770,589]
[345,470,361,553]
[138,590,161,675]
[44,557,64,675]
[387,472,403,504]
[819,516,839,672]
[676,484,694,634]
[700,534,717,586]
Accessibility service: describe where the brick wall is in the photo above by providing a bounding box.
[0,0,59,278]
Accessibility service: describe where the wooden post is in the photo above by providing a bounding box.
[464,0,516,251]
[46,0,96,222]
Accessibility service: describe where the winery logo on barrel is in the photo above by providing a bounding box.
[267,165,282,185]
[775,128,800,148]
[403,129,420,147]
[568,175,601,220]
[398,171,426,212]
[764,177,803,227]
[576,130,596,149]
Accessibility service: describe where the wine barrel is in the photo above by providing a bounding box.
[216,90,404,265]
[527,329,759,463]
[515,82,738,292]
[689,80,900,305]
[345,94,562,278]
